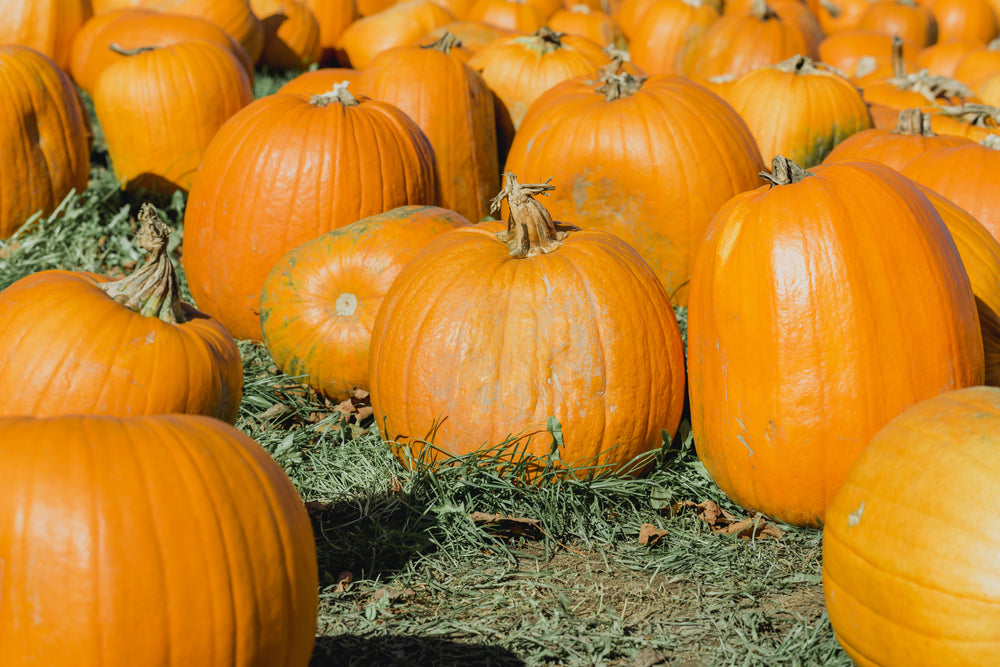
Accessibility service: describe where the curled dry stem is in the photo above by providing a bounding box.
[491,173,567,258]
[760,155,813,186]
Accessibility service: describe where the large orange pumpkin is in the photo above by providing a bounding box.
[0,45,90,239]
[0,0,91,71]
[368,174,687,476]
[687,156,984,527]
[183,82,438,342]
[823,386,1000,666]
[92,40,253,195]
[0,205,243,422]
[261,205,471,401]
[504,67,764,305]
[0,412,318,666]
[137,0,265,62]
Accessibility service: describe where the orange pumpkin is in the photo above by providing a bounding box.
[0,45,90,239]
[857,0,939,47]
[687,156,984,527]
[928,0,998,44]
[719,55,873,167]
[277,66,361,94]
[823,386,1000,666]
[336,0,455,68]
[69,9,255,94]
[0,205,243,422]
[303,0,357,64]
[503,67,764,305]
[251,0,323,69]
[627,0,719,75]
[0,0,91,71]
[466,0,549,30]
[360,34,499,222]
[817,30,921,80]
[916,38,983,77]
[547,4,625,48]
[137,0,265,63]
[92,40,253,195]
[369,174,687,477]
[0,412,318,666]
[182,83,438,341]
[261,206,471,401]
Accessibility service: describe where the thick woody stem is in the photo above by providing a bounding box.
[310,80,359,107]
[99,204,186,323]
[760,155,813,186]
[424,32,462,53]
[109,43,157,56]
[491,173,567,258]
[894,108,933,135]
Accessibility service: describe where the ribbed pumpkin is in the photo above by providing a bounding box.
[335,0,456,68]
[915,38,982,78]
[303,0,357,64]
[901,135,1000,241]
[823,386,1000,666]
[719,55,873,167]
[277,66,361,94]
[0,205,243,422]
[929,0,998,44]
[138,0,265,62]
[917,183,1000,386]
[359,34,499,222]
[466,0,549,30]
[93,40,253,195]
[817,30,920,80]
[0,412,318,666]
[251,0,323,69]
[547,5,626,48]
[69,9,254,94]
[687,156,984,527]
[627,0,719,75]
[822,107,974,169]
[183,83,438,342]
[0,45,90,239]
[806,0,870,35]
[504,66,764,305]
[369,174,687,476]
[261,205,471,401]
[857,0,939,47]
[0,0,91,71]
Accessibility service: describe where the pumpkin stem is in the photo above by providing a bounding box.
[595,47,646,100]
[760,155,813,186]
[818,0,841,17]
[99,204,185,324]
[894,108,933,135]
[936,103,1000,127]
[773,55,818,74]
[491,173,567,258]
[513,27,567,54]
[891,34,906,79]
[424,31,462,53]
[751,0,779,20]
[983,134,1000,150]
[109,43,157,56]
[310,80,358,107]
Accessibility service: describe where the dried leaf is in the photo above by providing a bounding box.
[304,501,328,516]
[673,500,784,540]
[335,398,357,417]
[470,512,543,540]
[637,523,668,546]
[352,388,370,400]
[335,571,353,593]
[356,405,374,421]
[259,403,293,421]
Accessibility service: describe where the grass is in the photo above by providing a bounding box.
[0,68,850,667]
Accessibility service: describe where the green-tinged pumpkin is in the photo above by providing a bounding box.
[0,412,318,666]
[823,386,1000,666]
[0,205,243,422]
[369,174,687,477]
[261,205,471,402]
[687,156,984,527]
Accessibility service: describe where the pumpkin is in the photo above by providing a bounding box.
[979,72,1000,104]
[0,45,90,239]
[368,174,687,476]
[923,102,1000,141]
[627,0,719,75]
[503,65,764,305]
[687,156,984,527]
[823,386,1000,666]
[0,205,243,421]
[303,0,357,64]
[251,0,323,69]
[0,412,318,666]
[466,0,549,30]
[422,20,519,52]
[806,0,870,35]
[69,9,255,94]
[92,40,253,196]
[719,55,873,167]
[915,38,983,77]
[857,0,939,47]
[335,0,456,68]
[822,107,973,169]
[547,5,626,48]
[261,205,471,401]
[137,0,265,63]
[928,0,998,44]
[182,82,438,342]
[901,134,1000,242]
[952,37,1000,89]
[277,66,361,94]
[817,30,921,80]
[0,0,91,71]
[359,33,499,222]
[682,0,821,80]
[860,36,978,114]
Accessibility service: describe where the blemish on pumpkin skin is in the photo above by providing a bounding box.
[848,500,865,527]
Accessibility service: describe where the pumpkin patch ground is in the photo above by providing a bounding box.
[0,71,849,666]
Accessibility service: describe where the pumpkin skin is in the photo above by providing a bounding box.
[823,386,1000,666]
[69,9,255,94]
[369,176,687,476]
[719,55,873,167]
[251,0,323,70]
[335,0,456,68]
[93,40,253,196]
[0,0,91,71]
[277,66,361,94]
[857,0,939,47]
[687,157,984,527]
[182,84,438,342]
[0,206,243,422]
[627,0,719,75]
[261,205,471,401]
[137,0,265,63]
[504,70,764,305]
[303,0,357,65]
[0,413,318,667]
[359,35,499,222]
[0,45,90,239]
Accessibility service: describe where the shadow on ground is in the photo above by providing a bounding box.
[309,635,526,666]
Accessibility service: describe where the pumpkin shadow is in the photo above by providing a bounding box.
[309,635,526,666]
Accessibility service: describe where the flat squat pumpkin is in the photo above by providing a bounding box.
[369,174,687,476]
